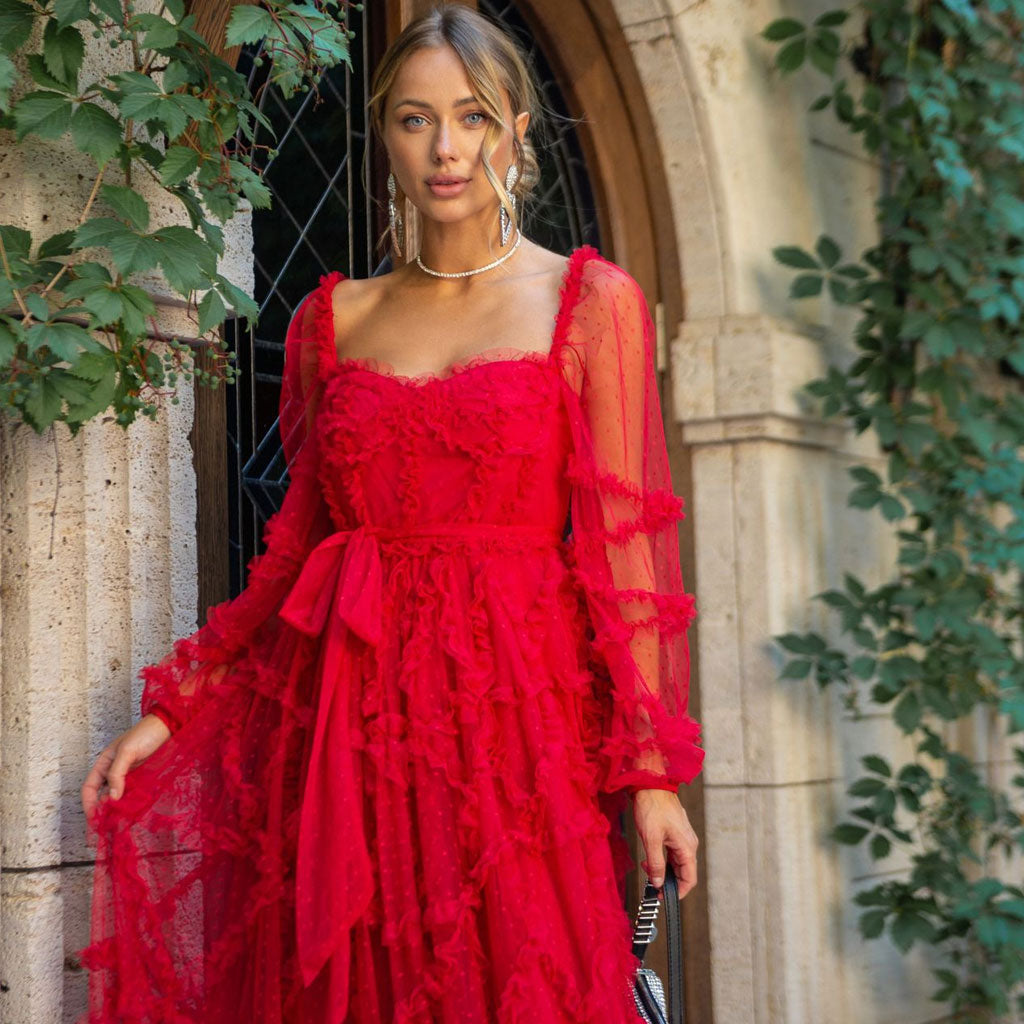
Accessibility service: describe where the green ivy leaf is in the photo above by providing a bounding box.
[815,234,839,268]
[849,777,886,797]
[91,0,123,22]
[869,833,891,859]
[225,5,276,47]
[150,224,215,293]
[214,273,258,321]
[78,285,123,326]
[780,659,812,680]
[108,230,162,276]
[113,71,171,125]
[161,58,194,94]
[63,362,117,424]
[761,17,804,41]
[25,52,72,93]
[73,216,130,251]
[891,911,936,952]
[893,689,922,732]
[814,9,847,27]
[808,37,837,76]
[25,320,99,361]
[100,183,151,231]
[200,181,237,222]
[0,0,35,55]
[862,754,891,777]
[777,36,807,72]
[229,159,271,209]
[773,245,818,270]
[0,223,31,258]
[851,655,876,680]
[66,349,110,381]
[24,291,49,321]
[117,284,156,337]
[0,319,18,361]
[832,823,869,844]
[159,144,201,186]
[51,365,95,405]
[134,11,179,50]
[197,288,227,335]
[791,274,823,298]
[53,0,90,26]
[42,19,84,89]
[0,51,14,110]
[23,375,62,429]
[37,229,77,258]
[860,909,887,939]
[13,90,74,140]
[75,216,163,275]
[71,102,123,165]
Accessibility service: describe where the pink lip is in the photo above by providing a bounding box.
[427,179,469,197]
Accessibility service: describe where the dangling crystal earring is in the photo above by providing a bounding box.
[387,171,405,257]
[500,163,519,246]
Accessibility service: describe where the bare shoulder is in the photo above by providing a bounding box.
[517,241,574,281]
[327,270,401,349]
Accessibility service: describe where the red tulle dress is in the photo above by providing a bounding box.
[77,244,705,1024]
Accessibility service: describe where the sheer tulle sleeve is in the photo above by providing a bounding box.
[561,257,704,797]
[139,288,334,732]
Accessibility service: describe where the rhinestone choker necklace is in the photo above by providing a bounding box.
[415,230,523,279]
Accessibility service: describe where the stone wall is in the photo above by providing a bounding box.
[0,8,253,1021]
[609,0,1017,1022]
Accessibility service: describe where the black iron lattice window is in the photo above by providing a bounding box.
[222,4,600,598]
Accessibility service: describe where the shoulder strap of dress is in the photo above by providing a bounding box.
[551,244,601,387]
[310,270,348,383]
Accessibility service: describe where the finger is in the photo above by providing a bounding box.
[80,751,113,819]
[666,836,698,898]
[107,745,136,801]
[644,837,668,889]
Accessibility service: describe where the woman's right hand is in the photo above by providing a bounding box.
[80,714,172,827]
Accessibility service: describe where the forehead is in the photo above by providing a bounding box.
[391,44,509,111]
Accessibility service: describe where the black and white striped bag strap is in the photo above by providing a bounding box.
[631,862,685,1024]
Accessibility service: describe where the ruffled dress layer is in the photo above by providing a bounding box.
[77,244,705,1023]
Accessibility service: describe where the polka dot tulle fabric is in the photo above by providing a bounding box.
[79,245,704,1023]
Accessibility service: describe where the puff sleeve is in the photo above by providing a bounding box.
[562,258,704,796]
[140,287,335,732]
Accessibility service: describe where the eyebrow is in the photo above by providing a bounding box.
[393,96,478,111]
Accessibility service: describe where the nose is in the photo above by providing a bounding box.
[433,120,458,163]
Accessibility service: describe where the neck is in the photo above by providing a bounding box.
[416,212,517,275]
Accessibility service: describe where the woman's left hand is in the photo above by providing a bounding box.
[632,789,699,898]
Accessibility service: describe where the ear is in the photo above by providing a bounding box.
[515,110,530,143]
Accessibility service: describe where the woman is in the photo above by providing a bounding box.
[78,5,704,1022]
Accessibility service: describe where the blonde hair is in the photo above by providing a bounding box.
[367,2,548,261]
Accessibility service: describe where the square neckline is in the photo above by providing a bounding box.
[315,244,597,388]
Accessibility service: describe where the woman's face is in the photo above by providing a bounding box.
[383,43,529,227]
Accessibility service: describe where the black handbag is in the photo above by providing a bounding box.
[631,863,684,1024]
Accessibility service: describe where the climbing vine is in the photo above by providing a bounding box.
[761,1,1024,1018]
[0,0,360,433]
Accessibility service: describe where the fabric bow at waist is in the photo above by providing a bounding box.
[278,521,562,995]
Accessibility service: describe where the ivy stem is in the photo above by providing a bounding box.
[0,232,30,321]
[40,164,108,299]
[138,3,168,78]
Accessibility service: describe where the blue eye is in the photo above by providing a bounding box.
[401,112,488,128]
